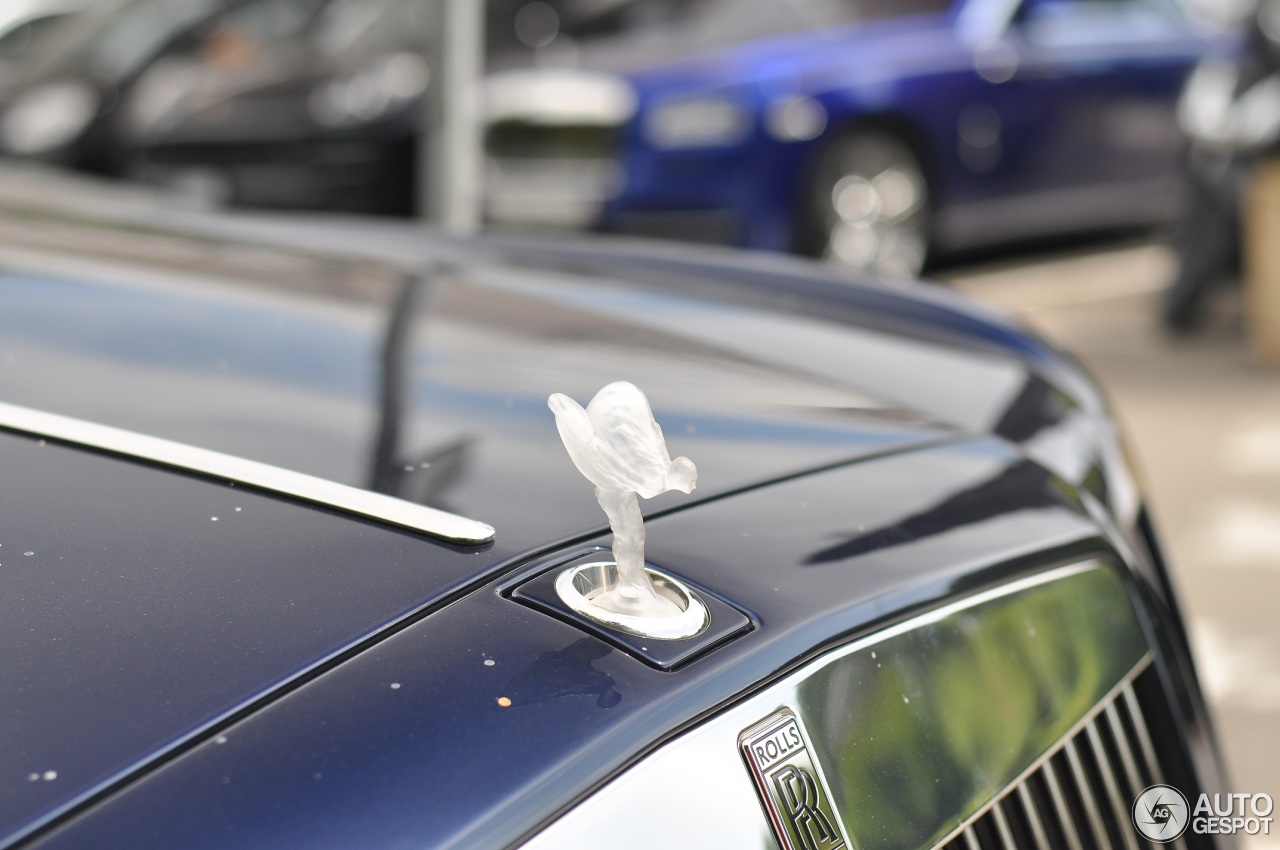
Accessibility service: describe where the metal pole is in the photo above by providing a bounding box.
[420,0,484,233]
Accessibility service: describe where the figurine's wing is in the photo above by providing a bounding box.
[548,392,632,490]
[585,382,673,499]
[548,393,593,446]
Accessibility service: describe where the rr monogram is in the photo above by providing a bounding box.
[772,765,843,850]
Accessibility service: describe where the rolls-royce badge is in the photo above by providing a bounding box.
[740,708,851,850]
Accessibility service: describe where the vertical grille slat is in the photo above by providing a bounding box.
[1017,777,1053,850]
[1043,758,1087,850]
[1086,719,1142,850]
[999,789,1038,849]
[990,800,1018,850]
[1104,701,1146,799]
[1122,681,1190,850]
[1065,739,1111,849]
[933,660,1196,850]
[1122,682,1164,785]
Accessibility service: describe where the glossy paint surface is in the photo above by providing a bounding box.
[0,429,500,844]
[30,437,1136,850]
[0,267,953,551]
[0,184,1131,553]
[0,194,1138,525]
[0,186,1206,848]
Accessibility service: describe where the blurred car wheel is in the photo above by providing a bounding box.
[803,128,930,279]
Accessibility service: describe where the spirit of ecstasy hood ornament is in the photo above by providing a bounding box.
[548,381,707,637]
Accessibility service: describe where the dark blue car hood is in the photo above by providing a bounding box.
[0,200,1112,846]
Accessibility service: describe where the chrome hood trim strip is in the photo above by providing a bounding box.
[0,400,496,544]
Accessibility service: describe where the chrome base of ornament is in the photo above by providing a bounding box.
[554,561,709,640]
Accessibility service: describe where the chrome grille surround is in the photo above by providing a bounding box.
[522,561,1174,850]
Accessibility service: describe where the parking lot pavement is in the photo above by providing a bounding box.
[945,239,1280,805]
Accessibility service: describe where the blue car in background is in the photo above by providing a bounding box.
[485,0,1221,275]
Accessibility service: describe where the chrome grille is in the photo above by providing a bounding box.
[939,664,1187,850]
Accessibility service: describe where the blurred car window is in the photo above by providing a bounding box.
[313,0,431,59]
[19,0,330,97]
[88,0,224,79]
[175,0,330,72]
[216,0,329,44]
[19,0,220,83]
[556,0,955,50]
[1026,0,1186,19]
[0,14,70,61]
[1022,0,1191,44]
[1033,0,1178,6]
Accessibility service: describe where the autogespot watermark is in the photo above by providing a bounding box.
[1132,785,1274,843]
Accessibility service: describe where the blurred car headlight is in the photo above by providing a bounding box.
[1,80,98,155]
[1179,59,1280,151]
[1178,60,1237,146]
[309,52,429,128]
[644,95,751,149]
[764,96,827,142]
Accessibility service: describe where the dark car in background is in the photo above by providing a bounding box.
[121,0,1221,276]
[120,0,543,214]
[0,0,336,175]
[0,164,1228,848]
[122,0,431,213]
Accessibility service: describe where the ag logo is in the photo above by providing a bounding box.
[739,709,851,850]
[1133,784,1191,843]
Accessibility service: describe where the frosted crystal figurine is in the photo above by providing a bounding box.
[548,381,698,619]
